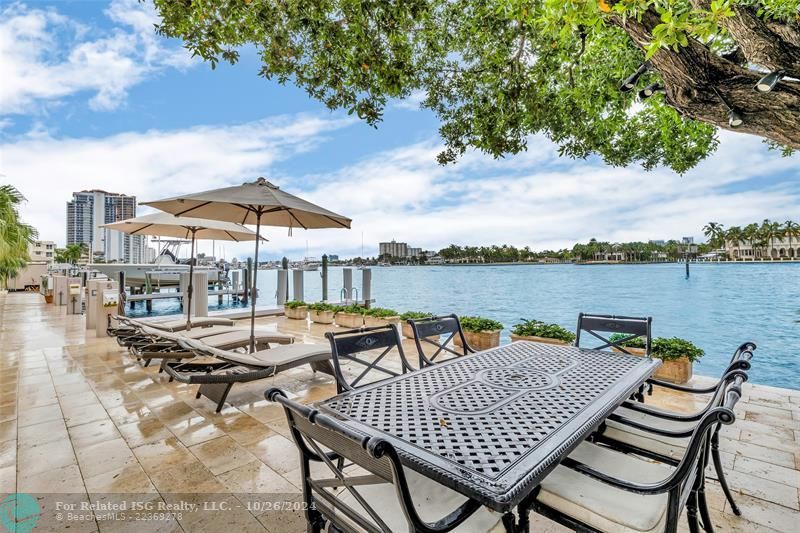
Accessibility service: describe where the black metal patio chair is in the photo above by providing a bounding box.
[406,313,475,368]
[325,324,415,393]
[599,342,756,517]
[266,388,503,533]
[575,312,653,355]
[531,371,745,533]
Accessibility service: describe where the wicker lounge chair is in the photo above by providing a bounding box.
[163,338,334,412]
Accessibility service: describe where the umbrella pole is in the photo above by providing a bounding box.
[186,230,196,330]
[250,213,262,353]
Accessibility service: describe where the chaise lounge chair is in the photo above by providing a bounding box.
[109,315,238,346]
[132,324,295,366]
[162,338,334,412]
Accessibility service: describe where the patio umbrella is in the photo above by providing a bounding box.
[142,177,351,352]
[100,212,263,329]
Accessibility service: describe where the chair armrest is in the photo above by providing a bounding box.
[606,412,694,438]
[648,377,718,395]
[560,457,676,495]
[620,400,703,422]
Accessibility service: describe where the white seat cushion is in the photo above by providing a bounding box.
[603,406,693,460]
[334,467,502,532]
[538,442,674,533]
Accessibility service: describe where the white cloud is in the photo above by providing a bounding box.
[263,130,800,258]
[2,111,797,261]
[0,0,193,114]
[1,114,353,252]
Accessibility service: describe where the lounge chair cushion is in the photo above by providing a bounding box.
[537,441,674,533]
[129,316,235,332]
[603,405,692,460]
[335,467,502,532]
[181,338,330,369]
[181,326,294,344]
[201,331,293,351]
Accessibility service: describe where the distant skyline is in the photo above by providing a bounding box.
[1,0,798,262]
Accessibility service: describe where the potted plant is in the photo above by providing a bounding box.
[335,304,365,328]
[307,302,336,324]
[609,334,703,384]
[510,319,575,345]
[41,276,54,304]
[363,307,401,328]
[456,316,503,351]
[284,300,308,320]
[399,311,434,338]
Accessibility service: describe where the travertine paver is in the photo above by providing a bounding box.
[1,291,799,532]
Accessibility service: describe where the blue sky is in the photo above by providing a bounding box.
[2,0,798,261]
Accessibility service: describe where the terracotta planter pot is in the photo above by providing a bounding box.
[335,312,364,328]
[284,306,308,320]
[363,315,401,328]
[510,334,569,345]
[44,293,54,304]
[613,347,693,384]
[309,310,334,324]
[457,330,501,351]
[401,322,415,339]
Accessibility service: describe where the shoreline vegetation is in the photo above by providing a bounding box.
[357,219,799,267]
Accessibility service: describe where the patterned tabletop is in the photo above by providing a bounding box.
[320,341,661,512]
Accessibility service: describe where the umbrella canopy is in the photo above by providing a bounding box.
[101,212,264,329]
[143,177,351,352]
[100,212,263,241]
[141,177,351,230]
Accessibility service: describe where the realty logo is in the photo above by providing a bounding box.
[0,493,41,532]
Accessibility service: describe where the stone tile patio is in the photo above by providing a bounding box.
[1,291,798,532]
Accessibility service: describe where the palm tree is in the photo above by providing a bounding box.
[760,219,782,259]
[723,226,743,259]
[783,220,799,258]
[703,222,725,249]
[0,185,37,289]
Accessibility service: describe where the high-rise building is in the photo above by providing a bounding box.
[379,240,408,258]
[66,190,141,262]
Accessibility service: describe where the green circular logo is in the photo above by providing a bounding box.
[0,493,41,533]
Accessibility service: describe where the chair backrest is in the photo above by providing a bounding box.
[407,314,474,367]
[325,324,413,392]
[266,388,482,533]
[575,313,652,356]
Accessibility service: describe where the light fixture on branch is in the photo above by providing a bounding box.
[754,70,784,93]
[712,87,743,128]
[619,63,649,92]
[638,83,664,99]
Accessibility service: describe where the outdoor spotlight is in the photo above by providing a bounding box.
[638,83,664,99]
[728,108,744,127]
[713,87,744,128]
[619,63,649,92]
[754,70,784,92]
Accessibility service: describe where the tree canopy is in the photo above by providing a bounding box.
[154,0,799,173]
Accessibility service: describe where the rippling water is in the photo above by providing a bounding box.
[131,263,799,389]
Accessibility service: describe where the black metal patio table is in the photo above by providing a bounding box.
[319,340,661,531]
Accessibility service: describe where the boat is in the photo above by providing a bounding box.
[89,241,222,286]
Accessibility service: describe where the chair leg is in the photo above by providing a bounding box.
[698,484,714,533]
[712,438,741,515]
[687,491,700,533]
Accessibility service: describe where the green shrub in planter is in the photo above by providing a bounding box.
[460,316,503,333]
[307,302,336,312]
[284,300,307,309]
[363,307,399,318]
[400,311,434,321]
[336,304,365,315]
[512,319,575,343]
[652,337,704,362]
